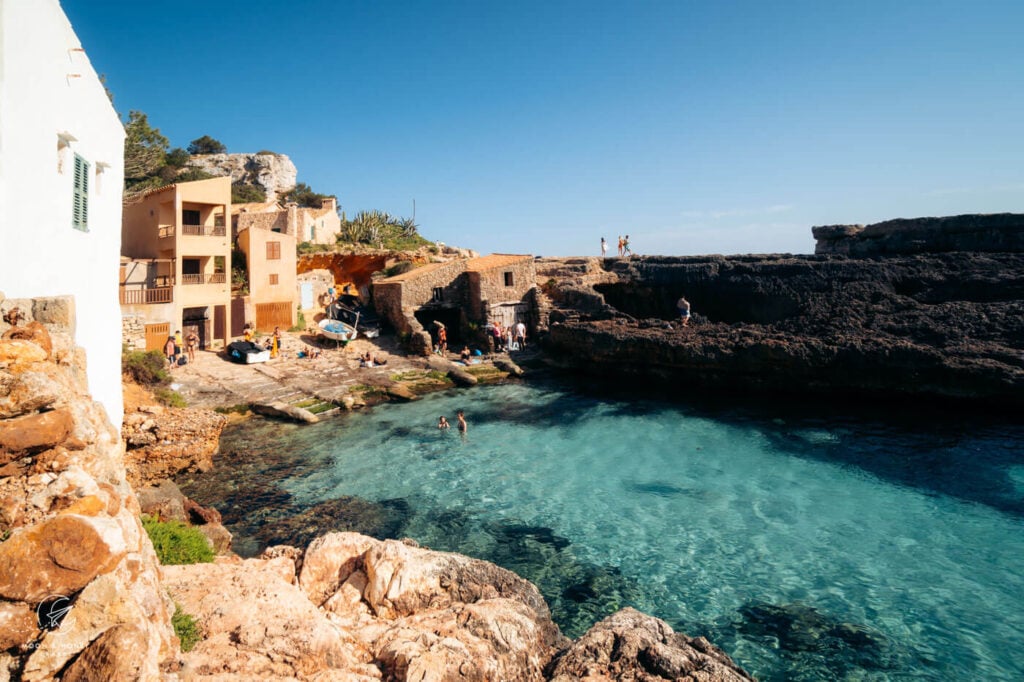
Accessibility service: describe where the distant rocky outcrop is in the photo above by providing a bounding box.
[813,212,1024,256]
[189,152,298,201]
[539,244,1024,405]
[0,298,175,680]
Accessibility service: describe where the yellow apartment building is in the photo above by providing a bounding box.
[120,177,233,351]
[236,222,298,331]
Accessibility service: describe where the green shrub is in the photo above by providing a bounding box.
[172,603,201,652]
[122,348,170,386]
[153,387,187,408]
[142,516,214,565]
[289,309,306,332]
[297,242,331,255]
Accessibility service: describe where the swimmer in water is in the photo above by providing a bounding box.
[438,415,450,429]
[456,410,467,433]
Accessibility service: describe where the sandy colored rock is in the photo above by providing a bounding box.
[0,601,39,650]
[0,339,48,371]
[164,559,374,679]
[0,514,127,602]
[299,532,378,606]
[61,622,146,682]
[1,321,53,358]
[374,599,556,682]
[0,367,64,419]
[549,608,755,682]
[0,408,73,455]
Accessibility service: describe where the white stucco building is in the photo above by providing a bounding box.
[0,0,126,427]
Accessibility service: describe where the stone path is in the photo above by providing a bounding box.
[166,330,422,414]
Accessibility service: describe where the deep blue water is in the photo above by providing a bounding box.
[181,380,1024,681]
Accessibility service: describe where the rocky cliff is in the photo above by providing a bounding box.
[0,299,176,680]
[189,153,298,201]
[812,212,1024,256]
[539,247,1024,406]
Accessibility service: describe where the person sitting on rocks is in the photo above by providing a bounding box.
[460,346,471,363]
[677,296,691,327]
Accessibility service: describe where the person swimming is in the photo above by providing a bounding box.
[456,410,467,433]
[438,415,450,429]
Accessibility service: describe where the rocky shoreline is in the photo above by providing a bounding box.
[538,250,1024,407]
[1,305,755,680]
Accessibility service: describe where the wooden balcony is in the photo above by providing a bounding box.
[181,224,226,237]
[120,286,173,305]
[181,273,227,285]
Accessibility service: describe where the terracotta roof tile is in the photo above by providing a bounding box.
[376,261,453,284]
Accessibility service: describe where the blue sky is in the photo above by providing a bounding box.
[63,0,1024,257]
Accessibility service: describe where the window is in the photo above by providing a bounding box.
[269,274,279,285]
[432,287,443,302]
[72,154,89,231]
[503,271,514,287]
[266,241,281,260]
[182,209,201,226]
[213,256,225,273]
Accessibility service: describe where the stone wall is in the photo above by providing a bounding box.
[0,303,175,680]
[813,213,1024,256]
[121,313,147,351]
[468,258,537,322]
[373,260,470,337]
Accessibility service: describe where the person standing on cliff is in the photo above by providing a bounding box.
[677,296,691,327]
[623,235,632,256]
[601,237,608,257]
[617,235,624,257]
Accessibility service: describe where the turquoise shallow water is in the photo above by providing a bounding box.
[182,380,1024,681]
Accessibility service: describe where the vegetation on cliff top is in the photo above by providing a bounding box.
[122,348,186,407]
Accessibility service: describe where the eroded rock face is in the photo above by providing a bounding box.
[188,152,297,202]
[0,322,175,680]
[122,404,227,486]
[542,252,1024,405]
[548,607,756,682]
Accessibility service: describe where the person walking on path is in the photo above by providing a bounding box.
[623,235,632,256]
[677,296,691,327]
[185,330,199,364]
[601,237,608,257]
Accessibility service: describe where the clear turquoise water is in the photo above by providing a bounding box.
[183,381,1024,680]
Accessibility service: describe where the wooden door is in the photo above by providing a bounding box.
[255,302,292,332]
[144,322,170,352]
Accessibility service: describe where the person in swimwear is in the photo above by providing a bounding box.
[438,416,450,429]
[456,410,467,433]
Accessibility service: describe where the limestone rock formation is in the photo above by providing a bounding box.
[0,307,175,680]
[540,248,1024,405]
[548,607,755,681]
[188,152,298,202]
[122,402,227,486]
[164,532,756,681]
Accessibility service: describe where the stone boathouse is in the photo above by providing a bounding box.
[373,254,537,354]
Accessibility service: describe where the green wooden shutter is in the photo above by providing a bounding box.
[72,154,90,231]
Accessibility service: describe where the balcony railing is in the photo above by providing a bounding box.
[181,273,227,285]
[182,224,226,237]
[120,286,173,305]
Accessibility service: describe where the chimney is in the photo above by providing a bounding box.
[321,196,337,212]
[286,202,298,237]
